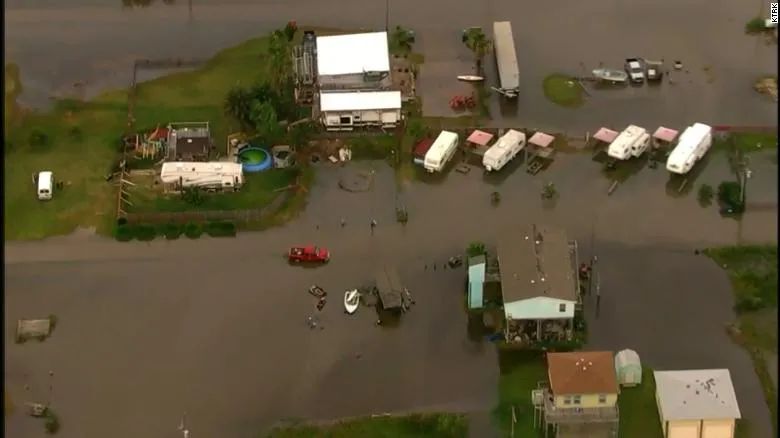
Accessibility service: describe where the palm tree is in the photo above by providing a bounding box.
[462,27,492,74]
[224,87,253,128]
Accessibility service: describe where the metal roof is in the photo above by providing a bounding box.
[492,21,520,91]
[653,126,679,143]
[593,127,619,143]
[316,32,390,76]
[497,224,577,304]
[466,130,494,146]
[529,131,555,148]
[319,91,402,112]
[654,369,741,421]
[375,265,404,309]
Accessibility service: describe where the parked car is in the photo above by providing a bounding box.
[624,58,645,83]
[645,60,663,81]
[289,246,330,263]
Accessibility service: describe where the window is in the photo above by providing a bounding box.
[559,303,566,312]
[598,394,607,404]
[573,395,581,405]
[339,116,352,125]
[563,396,572,405]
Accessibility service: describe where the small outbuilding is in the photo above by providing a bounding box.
[319,91,402,131]
[614,349,642,387]
[654,369,741,438]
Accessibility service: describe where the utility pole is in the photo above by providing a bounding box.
[385,0,389,32]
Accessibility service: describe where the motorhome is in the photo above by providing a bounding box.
[666,123,713,175]
[160,161,244,191]
[483,129,526,171]
[424,131,459,173]
[36,171,54,200]
[607,125,651,160]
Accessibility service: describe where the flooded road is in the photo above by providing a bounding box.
[6,0,777,131]
[5,150,777,437]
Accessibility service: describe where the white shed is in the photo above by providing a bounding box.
[654,369,741,438]
[614,349,642,387]
[319,91,402,131]
[316,32,391,90]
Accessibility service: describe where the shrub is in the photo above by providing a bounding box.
[115,225,134,242]
[184,222,203,239]
[116,217,128,227]
[206,221,237,237]
[182,187,205,206]
[746,17,766,34]
[68,126,83,141]
[698,184,714,206]
[44,411,60,434]
[467,241,486,257]
[717,181,744,212]
[161,223,182,240]
[134,224,157,241]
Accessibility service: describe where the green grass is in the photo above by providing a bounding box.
[730,132,778,153]
[130,169,298,213]
[492,350,546,437]
[705,245,778,435]
[746,17,769,34]
[618,369,663,438]
[542,74,584,108]
[267,413,468,438]
[5,35,274,240]
[349,135,401,160]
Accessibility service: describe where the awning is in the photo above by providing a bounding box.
[593,127,619,144]
[653,127,679,143]
[529,132,555,148]
[466,130,494,147]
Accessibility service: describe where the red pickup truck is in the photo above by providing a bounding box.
[288,246,330,263]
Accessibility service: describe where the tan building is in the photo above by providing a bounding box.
[654,369,741,438]
[534,351,619,437]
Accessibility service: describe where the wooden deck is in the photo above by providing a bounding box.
[542,389,619,425]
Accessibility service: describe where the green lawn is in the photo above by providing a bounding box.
[705,245,778,435]
[266,414,468,438]
[492,350,547,437]
[618,369,663,438]
[4,35,274,240]
[542,74,585,108]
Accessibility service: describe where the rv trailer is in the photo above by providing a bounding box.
[160,161,244,191]
[424,131,459,173]
[665,123,713,175]
[607,125,651,160]
[483,129,526,171]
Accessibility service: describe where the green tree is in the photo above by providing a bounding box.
[289,121,316,148]
[268,31,292,89]
[406,118,425,140]
[391,25,415,52]
[250,101,282,143]
[224,86,254,128]
[462,27,492,73]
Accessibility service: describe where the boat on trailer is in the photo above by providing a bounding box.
[344,289,360,314]
[592,68,628,83]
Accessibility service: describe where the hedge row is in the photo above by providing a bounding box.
[115,221,236,241]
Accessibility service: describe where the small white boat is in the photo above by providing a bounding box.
[344,289,360,314]
[457,75,485,82]
[592,69,628,83]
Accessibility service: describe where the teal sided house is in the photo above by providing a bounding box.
[468,255,486,310]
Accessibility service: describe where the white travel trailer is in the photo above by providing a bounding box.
[666,123,713,175]
[424,131,459,173]
[483,129,526,171]
[160,161,244,191]
[36,171,54,200]
[607,125,651,160]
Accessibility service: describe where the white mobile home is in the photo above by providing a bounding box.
[319,91,402,131]
[666,123,713,175]
[316,32,392,90]
[483,129,526,171]
[160,162,244,191]
[607,125,651,160]
[424,131,459,173]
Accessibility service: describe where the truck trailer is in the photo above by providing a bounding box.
[666,123,713,175]
[483,129,526,171]
[492,21,520,98]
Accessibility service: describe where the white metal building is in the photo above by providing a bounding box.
[654,369,741,438]
[316,32,391,90]
[319,91,402,131]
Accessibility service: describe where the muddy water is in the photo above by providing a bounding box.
[7,0,777,131]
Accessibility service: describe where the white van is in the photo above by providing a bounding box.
[424,131,459,173]
[37,171,54,201]
[483,129,526,171]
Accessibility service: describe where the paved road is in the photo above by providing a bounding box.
[5,152,777,437]
[5,0,778,131]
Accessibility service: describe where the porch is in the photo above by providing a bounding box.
[505,318,574,344]
[541,388,619,424]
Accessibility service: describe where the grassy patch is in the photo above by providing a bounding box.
[746,17,770,34]
[730,132,778,153]
[492,350,546,437]
[348,135,400,160]
[618,369,663,438]
[5,34,277,240]
[705,245,778,435]
[542,74,584,108]
[129,168,298,213]
[267,413,468,438]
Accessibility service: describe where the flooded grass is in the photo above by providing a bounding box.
[4,33,275,240]
[542,74,584,108]
[705,245,778,435]
[267,413,468,438]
